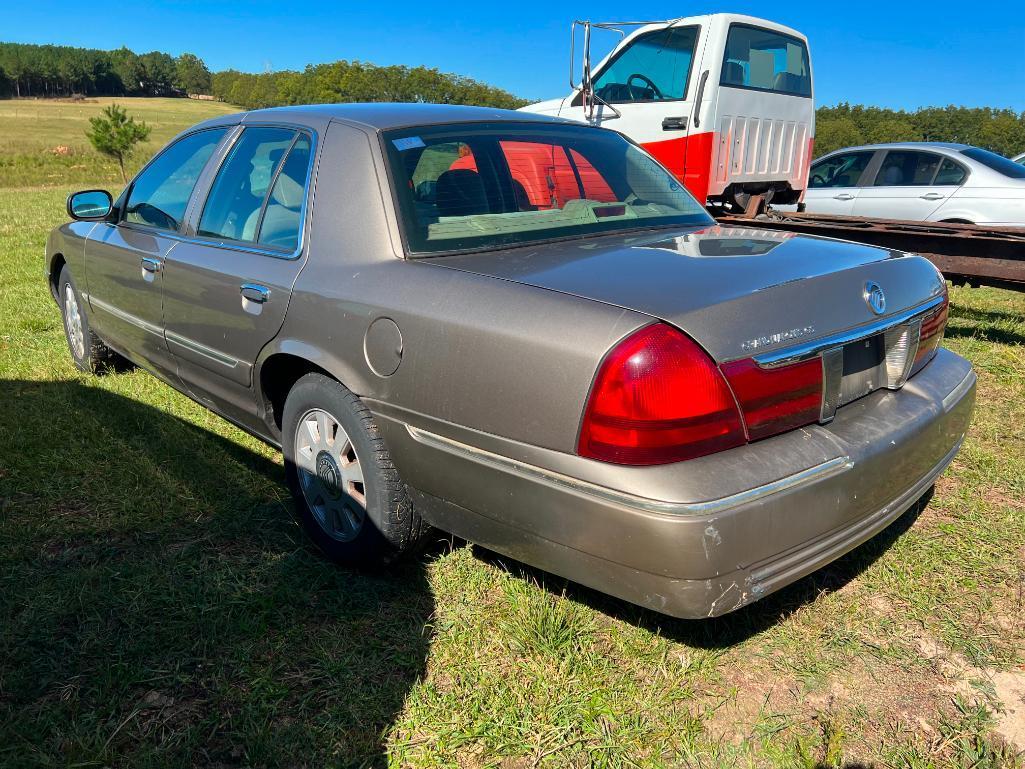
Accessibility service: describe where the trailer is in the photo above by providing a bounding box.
[715,209,1025,292]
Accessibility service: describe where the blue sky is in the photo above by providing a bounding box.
[7,1,1024,110]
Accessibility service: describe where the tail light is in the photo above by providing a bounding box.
[720,357,823,441]
[577,324,746,465]
[912,293,949,373]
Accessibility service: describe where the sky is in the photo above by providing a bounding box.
[6,0,1025,110]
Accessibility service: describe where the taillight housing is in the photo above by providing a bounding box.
[577,324,746,465]
[720,357,823,441]
[911,292,949,374]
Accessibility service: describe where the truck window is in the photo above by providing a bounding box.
[720,24,811,97]
[591,26,698,104]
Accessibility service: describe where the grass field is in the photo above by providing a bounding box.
[1,97,1024,768]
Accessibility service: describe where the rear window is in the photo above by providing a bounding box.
[960,147,1025,179]
[720,24,811,97]
[384,122,712,255]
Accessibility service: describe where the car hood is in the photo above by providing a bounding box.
[429,225,947,361]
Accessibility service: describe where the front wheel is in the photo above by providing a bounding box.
[58,265,115,373]
[282,373,426,567]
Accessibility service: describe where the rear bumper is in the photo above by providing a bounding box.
[373,349,975,618]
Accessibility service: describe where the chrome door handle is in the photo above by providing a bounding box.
[240,284,270,303]
[920,192,944,200]
[833,193,855,201]
[141,257,161,273]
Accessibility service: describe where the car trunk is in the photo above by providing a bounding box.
[428,224,947,363]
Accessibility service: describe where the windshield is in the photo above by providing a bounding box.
[960,147,1025,179]
[384,122,712,255]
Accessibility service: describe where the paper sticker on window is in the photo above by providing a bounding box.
[393,136,426,151]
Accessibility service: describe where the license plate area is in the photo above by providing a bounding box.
[839,334,885,406]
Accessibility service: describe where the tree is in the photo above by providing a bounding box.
[86,103,150,182]
[175,52,211,95]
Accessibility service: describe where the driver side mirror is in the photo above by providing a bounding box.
[67,189,113,221]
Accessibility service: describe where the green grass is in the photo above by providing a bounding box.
[1,97,1024,767]
[0,97,238,188]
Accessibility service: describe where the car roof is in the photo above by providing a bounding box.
[822,142,972,155]
[196,102,577,133]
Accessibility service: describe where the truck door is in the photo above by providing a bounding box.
[582,23,705,196]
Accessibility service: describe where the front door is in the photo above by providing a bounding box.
[803,150,876,215]
[84,128,228,374]
[580,22,704,194]
[161,126,315,425]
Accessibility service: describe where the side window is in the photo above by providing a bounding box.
[873,151,942,187]
[934,158,968,185]
[124,129,226,231]
[809,152,873,188]
[721,25,811,97]
[258,134,313,252]
[591,26,699,103]
[198,127,298,243]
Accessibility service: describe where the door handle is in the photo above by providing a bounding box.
[141,257,161,273]
[240,284,270,303]
[833,193,855,201]
[661,116,688,131]
[920,192,944,200]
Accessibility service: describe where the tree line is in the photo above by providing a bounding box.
[815,104,1025,157]
[3,41,1024,157]
[0,43,211,98]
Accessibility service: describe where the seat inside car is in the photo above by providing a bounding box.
[436,169,489,217]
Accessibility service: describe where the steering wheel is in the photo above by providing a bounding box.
[810,173,827,187]
[128,202,178,230]
[626,73,663,100]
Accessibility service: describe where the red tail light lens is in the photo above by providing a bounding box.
[912,294,949,372]
[720,357,823,441]
[578,324,746,465]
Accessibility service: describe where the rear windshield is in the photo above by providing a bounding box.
[960,147,1025,179]
[384,122,712,255]
[720,24,811,97]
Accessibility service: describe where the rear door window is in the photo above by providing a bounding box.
[872,151,942,186]
[198,127,298,244]
[809,152,873,188]
[721,24,811,97]
[124,129,227,232]
[591,25,699,103]
[934,158,968,185]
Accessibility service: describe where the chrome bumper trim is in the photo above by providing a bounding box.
[405,424,851,518]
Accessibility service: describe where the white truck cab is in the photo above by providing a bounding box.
[523,14,815,209]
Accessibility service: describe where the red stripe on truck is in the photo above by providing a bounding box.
[641,131,716,204]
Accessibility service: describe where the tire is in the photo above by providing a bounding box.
[282,373,425,567]
[58,265,115,374]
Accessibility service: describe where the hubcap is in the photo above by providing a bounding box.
[294,408,367,542]
[63,284,85,360]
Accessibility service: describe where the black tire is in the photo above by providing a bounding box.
[282,373,425,567]
[58,265,115,374]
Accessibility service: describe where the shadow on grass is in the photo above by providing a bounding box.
[474,488,931,649]
[947,304,1025,346]
[0,378,433,768]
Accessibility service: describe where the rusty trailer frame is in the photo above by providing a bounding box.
[714,210,1025,293]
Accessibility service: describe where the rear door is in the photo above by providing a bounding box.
[852,149,958,221]
[803,150,876,215]
[160,125,316,424]
[584,22,705,193]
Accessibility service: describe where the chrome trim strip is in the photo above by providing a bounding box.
[405,424,852,517]
[89,296,163,337]
[819,347,844,423]
[942,369,977,413]
[165,330,239,368]
[753,295,946,369]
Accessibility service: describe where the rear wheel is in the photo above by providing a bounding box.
[58,266,116,374]
[282,373,425,567]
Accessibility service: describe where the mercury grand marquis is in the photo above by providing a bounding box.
[46,104,976,618]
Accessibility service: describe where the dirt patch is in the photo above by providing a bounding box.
[991,668,1025,751]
